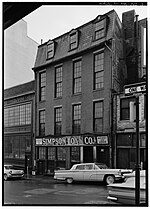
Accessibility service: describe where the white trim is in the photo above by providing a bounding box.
[38,108,45,112]
[72,102,81,105]
[92,98,104,102]
[93,48,104,54]
[54,63,63,68]
[72,56,82,62]
[54,105,62,109]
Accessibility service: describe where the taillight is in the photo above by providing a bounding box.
[118,169,122,176]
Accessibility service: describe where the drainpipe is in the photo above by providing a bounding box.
[105,40,114,168]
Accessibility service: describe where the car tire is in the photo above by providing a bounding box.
[4,174,8,181]
[66,178,73,184]
[105,175,115,185]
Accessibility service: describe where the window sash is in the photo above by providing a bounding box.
[39,72,46,101]
[73,104,81,134]
[94,52,104,90]
[94,101,103,133]
[39,110,45,136]
[55,67,62,98]
[120,97,135,120]
[70,33,77,50]
[95,19,105,40]
[55,107,62,135]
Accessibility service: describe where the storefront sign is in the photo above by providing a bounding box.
[36,135,108,146]
[124,83,146,95]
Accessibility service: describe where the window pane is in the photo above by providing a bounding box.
[39,72,46,101]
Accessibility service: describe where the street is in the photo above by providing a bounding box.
[3,176,119,205]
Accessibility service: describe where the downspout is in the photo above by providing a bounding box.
[105,40,114,168]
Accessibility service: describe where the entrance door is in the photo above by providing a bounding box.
[83,146,93,163]
[117,149,129,168]
[96,147,109,166]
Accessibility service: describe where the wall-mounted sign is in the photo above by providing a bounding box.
[36,135,108,146]
[124,82,146,95]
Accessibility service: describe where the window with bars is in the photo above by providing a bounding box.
[55,66,62,98]
[93,101,103,133]
[4,103,31,127]
[73,60,81,94]
[94,52,104,90]
[47,41,55,59]
[95,19,105,40]
[39,110,45,136]
[72,104,81,134]
[54,107,62,135]
[39,71,46,101]
[120,97,135,120]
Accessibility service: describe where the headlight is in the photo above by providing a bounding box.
[9,171,12,174]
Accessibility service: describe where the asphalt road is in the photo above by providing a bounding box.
[3,175,119,206]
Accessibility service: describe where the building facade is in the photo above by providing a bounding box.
[33,10,127,174]
[112,11,147,169]
[4,81,35,172]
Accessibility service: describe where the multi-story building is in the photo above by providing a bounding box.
[4,81,35,172]
[33,10,127,174]
[113,10,147,169]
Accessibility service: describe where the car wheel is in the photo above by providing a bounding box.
[66,178,73,184]
[105,175,115,185]
[4,174,8,181]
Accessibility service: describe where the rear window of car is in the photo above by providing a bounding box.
[76,165,85,170]
[85,164,93,170]
[95,164,108,169]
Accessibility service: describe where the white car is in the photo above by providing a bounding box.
[107,170,146,205]
[54,163,132,184]
[4,164,24,181]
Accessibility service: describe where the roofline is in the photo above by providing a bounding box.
[4,90,35,100]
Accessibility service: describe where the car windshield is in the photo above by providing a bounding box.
[5,165,13,169]
[95,163,108,169]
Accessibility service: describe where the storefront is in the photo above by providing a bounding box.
[35,135,110,174]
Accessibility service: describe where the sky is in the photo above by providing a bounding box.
[23,3,148,44]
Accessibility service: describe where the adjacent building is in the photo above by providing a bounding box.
[4,81,35,172]
[33,9,127,174]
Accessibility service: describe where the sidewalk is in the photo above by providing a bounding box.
[24,174,56,183]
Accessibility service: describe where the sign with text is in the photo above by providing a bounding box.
[124,83,146,95]
[36,135,108,146]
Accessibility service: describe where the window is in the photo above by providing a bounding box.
[39,71,46,101]
[55,66,62,98]
[73,60,81,94]
[4,103,31,127]
[39,110,45,136]
[95,19,105,40]
[48,147,56,160]
[57,147,66,160]
[71,147,80,162]
[144,95,146,119]
[94,52,104,90]
[47,40,55,59]
[94,101,103,133]
[120,97,135,120]
[69,30,78,50]
[54,107,62,135]
[72,104,81,134]
[39,147,46,159]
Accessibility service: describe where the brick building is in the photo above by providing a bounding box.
[4,81,35,172]
[112,11,147,169]
[33,10,126,174]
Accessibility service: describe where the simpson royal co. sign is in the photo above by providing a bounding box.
[36,135,108,146]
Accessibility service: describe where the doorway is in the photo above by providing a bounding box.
[83,146,93,163]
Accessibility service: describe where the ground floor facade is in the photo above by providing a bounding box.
[35,134,110,174]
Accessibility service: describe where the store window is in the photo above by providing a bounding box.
[48,147,56,160]
[39,147,46,159]
[71,147,80,162]
[73,60,81,94]
[39,71,46,101]
[94,52,104,90]
[55,66,62,98]
[54,107,62,135]
[120,97,135,120]
[72,104,81,134]
[57,147,66,160]
[39,110,45,136]
[93,101,103,133]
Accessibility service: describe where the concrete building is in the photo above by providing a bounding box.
[4,19,38,89]
[33,10,127,174]
[4,81,35,172]
[113,11,147,169]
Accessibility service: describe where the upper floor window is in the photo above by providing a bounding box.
[120,97,135,120]
[55,66,62,98]
[93,101,103,133]
[73,60,81,94]
[95,19,106,40]
[47,40,55,59]
[69,30,79,50]
[4,103,31,127]
[72,104,81,134]
[39,71,46,101]
[39,110,45,136]
[54,107,62,135]
[94,52,104,90]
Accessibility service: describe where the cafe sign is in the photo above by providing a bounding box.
[36,135,108,146]
[124,82,146,95]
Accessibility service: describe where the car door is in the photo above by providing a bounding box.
[83,164,97,181]
[73,165,85,181]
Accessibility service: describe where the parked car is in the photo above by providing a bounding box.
[107,170,146,205]
[4,164,24,181]
[54,163,132,184]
